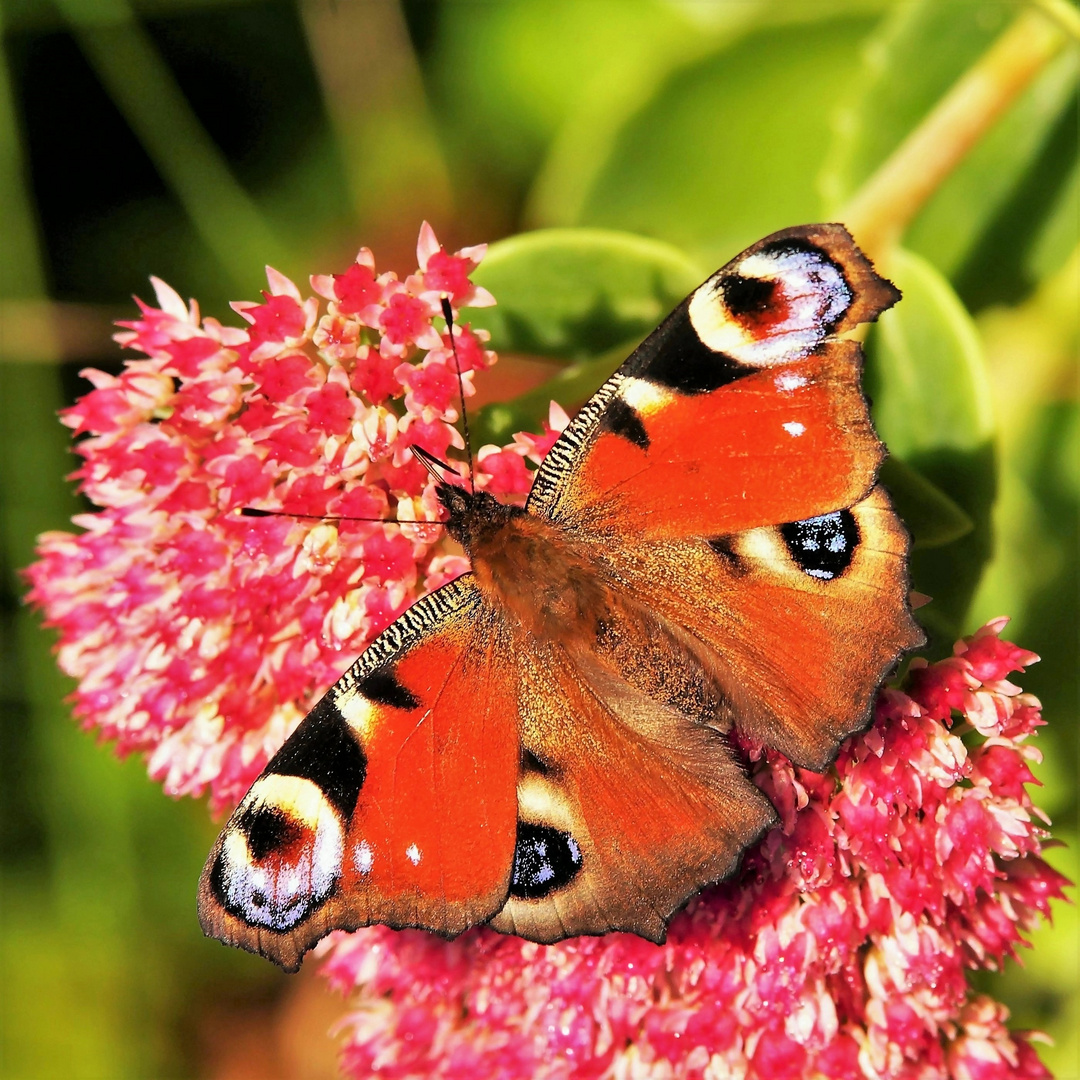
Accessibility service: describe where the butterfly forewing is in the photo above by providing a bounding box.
[555,339,882,540]
[527,224,899,532]
[198,577,520,970]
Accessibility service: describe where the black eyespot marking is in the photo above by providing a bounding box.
[357,666,421,711]
[208,834,326,932]
[707,535,746,574]
[601,397,650,449]
[722,274,776,318]
[758,239,853,332]
[208,849,230,905]
[266,694,367,816]
[780,509,859,580]
[521,748,552,776]
[509,822,583,900]
[237,803,300,861]
[634,303,746,394]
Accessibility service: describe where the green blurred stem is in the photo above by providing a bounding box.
[842,5,1069,259]
[1031,0,1080,41]
[301,0,451,238]
[0,7,48,303]
[55,0,288,291]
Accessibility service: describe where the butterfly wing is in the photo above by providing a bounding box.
[526,223,921,770]
[528,223,899,536]
[489,640,777,943]
[598,485,920,769]
[198,576,520,971]
[199,223,921,962]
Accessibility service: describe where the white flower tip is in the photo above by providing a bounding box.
[466,285,497,308]
[547,400,571,431]
[457,242,487,264]
[150,276,191,321]
[417,221,440,270]
[230,300,256,323]
[310,273,335,298]
[265,266,302,301]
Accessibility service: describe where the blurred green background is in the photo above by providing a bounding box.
[0,1,1076,1077]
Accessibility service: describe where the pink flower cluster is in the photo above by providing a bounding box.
[28,224,564,811]
[321,619,1066,1080]
[28,224,1066,1079]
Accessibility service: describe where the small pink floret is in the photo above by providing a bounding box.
[330,262,383,316]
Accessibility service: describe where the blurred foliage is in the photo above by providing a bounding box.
[0,1,1076,1077]
[865,247,997,647]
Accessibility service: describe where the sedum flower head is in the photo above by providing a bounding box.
[28,226,1066,1079]
[28,224,556,811]
[322,620,1065,1080]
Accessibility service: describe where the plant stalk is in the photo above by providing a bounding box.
[842,5,1069,259]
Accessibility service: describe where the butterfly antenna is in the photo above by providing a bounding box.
[411,444,462,483]
[441,296,475,494]
[239,507,397,524]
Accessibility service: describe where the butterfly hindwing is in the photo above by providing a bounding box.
[198,577,520,971]
[595,485,921,770]
[703,485,921,765]
[490,643,777,943]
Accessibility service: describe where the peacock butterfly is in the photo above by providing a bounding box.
[198,223,923,971]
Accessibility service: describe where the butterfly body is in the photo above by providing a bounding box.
[439,483,615,643]
[199,224,923,971]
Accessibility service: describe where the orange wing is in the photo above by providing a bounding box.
[198,577,519,971]
[489,641,776,944]
[528,224,899,537]
[597,486,922,769]
[527,223,921,770]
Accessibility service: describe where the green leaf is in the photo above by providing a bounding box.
[868,249,995,460]
[1025,153,1080,284]
[969,399,1079,774]
[823,1,1011,205]
[469,228,704,359]
[431,0,714,191]
[865,247,996,647]
[878,456,974,549]
[570,14,879,268]
[523,1,807,228]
